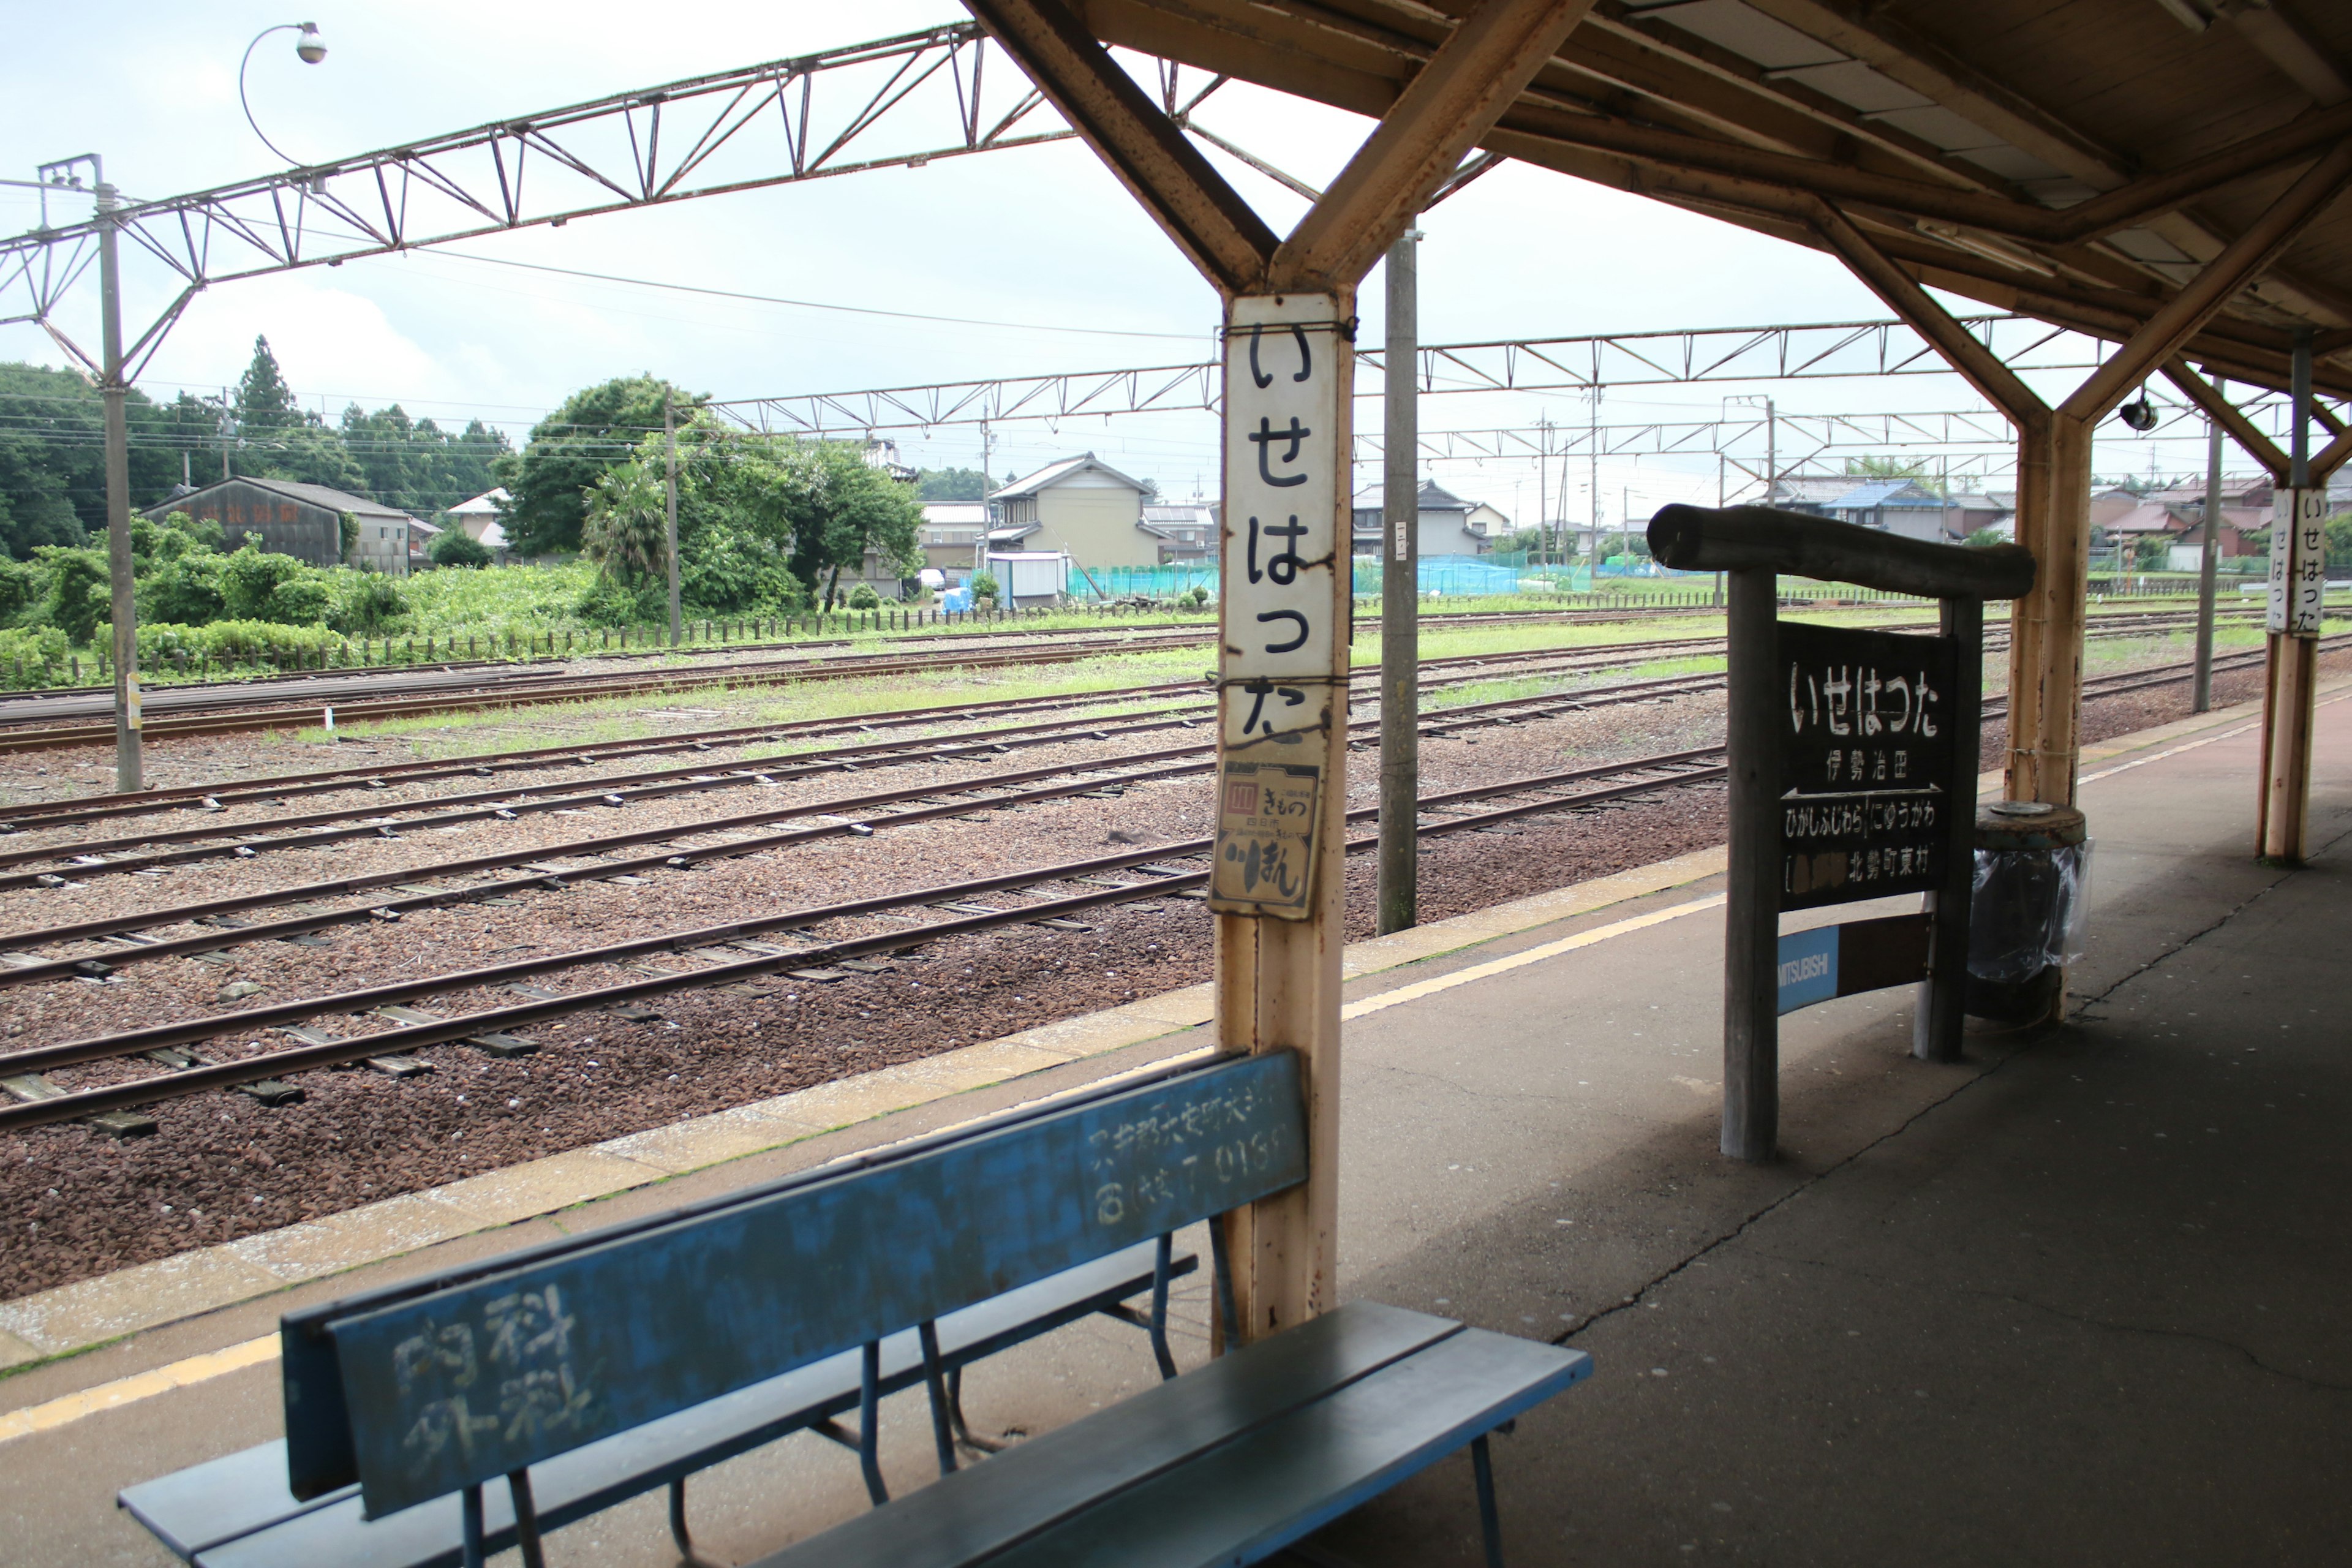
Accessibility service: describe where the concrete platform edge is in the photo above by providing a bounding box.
[0,843,1736,1366]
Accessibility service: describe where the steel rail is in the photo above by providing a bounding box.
[0,752,1735,1129]
[0,643,1705,870]
[0,666,1732,936]
[0,628,2320,1129]
[0,628,1754,842]
[0,599,2245,834]
[0,628,2302,981]
[0,608,2272,875]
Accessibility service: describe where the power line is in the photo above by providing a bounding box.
[404,249,1210,344]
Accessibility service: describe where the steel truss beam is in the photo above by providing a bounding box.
[710,312,2103,433]
[2,23,1072,368]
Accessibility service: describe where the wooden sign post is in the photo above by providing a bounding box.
[1651,505,2035,1162]
[1208,292,1354,1339]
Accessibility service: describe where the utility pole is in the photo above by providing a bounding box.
[95,165,141,793]
[978,421,995,579]
[1377,224,1420,935]
[1764,395,1777,506]
[1586,385,1599,568]
[1535,414,1550,561]
[664,394,682,647]
[2193,372,2223,712]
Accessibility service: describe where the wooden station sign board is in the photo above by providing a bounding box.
[1778,622,1958,911]
[2267,488,2328,636]
[1211,296,1347,919]
[1646,502,2032,1163]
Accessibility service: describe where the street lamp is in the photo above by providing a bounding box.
[240,22,329,167]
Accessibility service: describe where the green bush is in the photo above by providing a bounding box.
[327,570,409,635]
[429,529,492,568]
[198,620,347,663]
[137,622,210,664]
[0,626,72,685]
[969,570,999,605]
[845,582,881,610]
[31,547,110,645]
[575,573,663,628]
[141,549,227,624]
[265,575,332,625]
[221,542,315,620]
[0,558,37,622]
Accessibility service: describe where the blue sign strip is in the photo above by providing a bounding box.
[1776,925,1841,1014]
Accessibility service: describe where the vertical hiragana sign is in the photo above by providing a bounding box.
[1212,295,1349,918]
[2267,487,2327,636]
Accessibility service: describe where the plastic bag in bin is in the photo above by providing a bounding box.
[1968,800,2093,984]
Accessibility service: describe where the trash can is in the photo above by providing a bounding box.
[1966,800,2092,1024]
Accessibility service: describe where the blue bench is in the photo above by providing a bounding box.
[123,1053,1591,1567]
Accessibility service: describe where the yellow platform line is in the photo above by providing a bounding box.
[0,1334,278,1446]
[1342,894,1727,1024]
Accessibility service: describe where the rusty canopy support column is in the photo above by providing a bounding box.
[1378,225,1421,935]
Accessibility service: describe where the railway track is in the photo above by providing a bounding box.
[0,745,1732,1134]
[0,602,2266,753]
[0,624,2312,902]
[0,630,2325,1136]
[0,604,2258,837]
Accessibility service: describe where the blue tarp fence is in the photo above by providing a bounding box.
[1080,556,1708,599]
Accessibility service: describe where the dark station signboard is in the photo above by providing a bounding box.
[1777,621,1958,911]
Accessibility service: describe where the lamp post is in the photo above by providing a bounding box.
[240,23,329,167]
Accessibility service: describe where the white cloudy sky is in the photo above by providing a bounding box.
[2,2,2244,525]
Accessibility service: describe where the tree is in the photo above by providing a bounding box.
[499,375,698,557]
[342,404,511,516]
[1962,526,2011,549]
[916,466,997,502]
[580,458,669,586]
[782,442,924,609]
[32,547,108,644]
[429,528,492,568]
[0,362,198,555]
[234,336,298,434]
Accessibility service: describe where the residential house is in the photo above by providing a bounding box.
[1765,475,1954,543]
[141,475,428,575]
[1351,480,1506,557]
[1140,502,1216,564]
[918,502,990,576]
[444,488,513,563]
[1943,493,2013,538]
[1821,480,1951,541]
[989,454,1159,569]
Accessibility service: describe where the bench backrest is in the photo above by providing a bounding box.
[299,1051,1305,1519]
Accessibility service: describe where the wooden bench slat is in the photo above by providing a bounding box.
[748,1301,1463,1568]
[118,1442,317,1562]
[144,1245,1187,1567]
[973,1328,1594,1568]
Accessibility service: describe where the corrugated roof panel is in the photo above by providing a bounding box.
[1864,104,2006,153]
[1953,143,2070,183]
[1773,60,1936,114]
[1640,0,1844,70]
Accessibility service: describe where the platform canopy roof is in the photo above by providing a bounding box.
[1073,0,2352,398]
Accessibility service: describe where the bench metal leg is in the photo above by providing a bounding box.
[944,1365,1005,1456]
[857,1340,890,1507]
[668,1477,728,1568]
[917,1321,960,1478]
[507,1468,548,1568]
[459,1483,486,1568]
[1470,1434,1505,1568]
[1209,1216,1241,1352]
[1147,1232,1179,1381]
